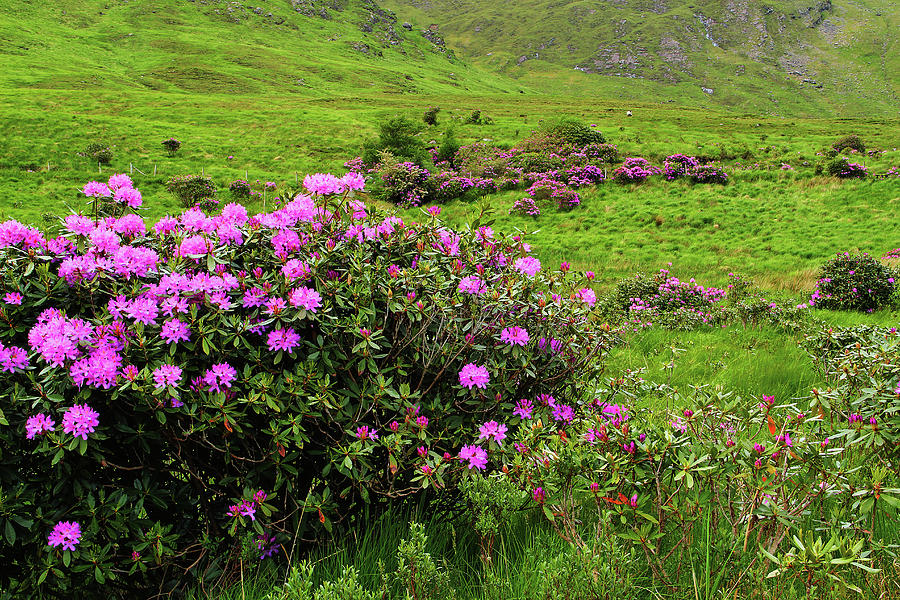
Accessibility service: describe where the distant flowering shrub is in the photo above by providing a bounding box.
[0,172,607,596]
[229,179,252,198]
[550,187,580,211]
[162,137,181,156]
[166,174,218,208]
[689,164,728,184]
[826,157,867,179]
[663,154,699,180]
[78,142,113,165]
[377,158,433,207]
[810,252,896,311]
[526,178,567,202]
[509,197,541,217]
[612,158,660,184]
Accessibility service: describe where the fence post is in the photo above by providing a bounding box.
[130,163,133,174]
[99,162,102,174]
[154,164,157,176]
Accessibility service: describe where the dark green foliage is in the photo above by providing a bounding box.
[811,252,896,311]
[362,116,428,166]
[162,137,182,156]
[826,157,867,179]
[166,174,218,207]
[539,117,605,147]
[78,142,113,165]
[423,106,440,126]
[229,179,252,198]
[832,134,866,154]
[435,126,459,164]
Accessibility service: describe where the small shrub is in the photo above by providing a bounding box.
[832,134,866,154]
[78,142,113,165]
[361,116,428,166]
[392,523,456,599]
[377,154,433,207]
[166,174,217,208]
[229,179,252,198]
[690,163,728,184]
[526,178,566,202]
[582,142,619,163]
[810,252,896,311]
[161,137,181,156]
[435,127,460,165]
[423,106,440,126]
[662,154,699,180]
[826,157,867,179]
[612,158,659,184]
[509,197,541,217]
[540,117,605,147]
[464,109,493,125]
[550,187,580,211]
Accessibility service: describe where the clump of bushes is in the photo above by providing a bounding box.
[509,197,541,216]
[464,109,493,125]
[663,154,699,180]
[539,117,605,147]
[229,179,252,198]
[690,163,728,184]
[550,187,580,211]
[377,155,433,207]
[166,174,218,208]
[423,106,440,126]
[362,116,428,166]
[612,158,659,184]
[78,142,113,165]
[831,134,866,155]
[826,157,867,179]
[810,252,896,311]
[161,137,181,156]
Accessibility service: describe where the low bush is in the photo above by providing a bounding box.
[662,154,699,180]
[612,158,659,184]
[78,142,113,165]
[166,174,218,208]
[423,106,440,126]
[832,134,866,154]
[361,116,428,166]
[826,157,867,179]
[229,179,252,199]
[377,155,434,207]
[810,251,896,311]
[689,163,728,184]
[161,137,181,156]
[538,117,605,147]
[509,197,540,217]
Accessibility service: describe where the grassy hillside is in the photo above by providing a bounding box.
[0,0,526,96]
[382,0,900,117]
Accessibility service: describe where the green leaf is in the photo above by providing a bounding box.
[4,520,15,545]
[541,504,555,522]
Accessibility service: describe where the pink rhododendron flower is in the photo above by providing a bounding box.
[153,364,183,389]
[514,256,541,276]
[48,521,82,551]
[458,444,488,470]
[500,326,529,346]
[478,420,508,444]
[204,363,237,393]
[25,414,55,439]
[62,404,99,440]
[459,363,490,389]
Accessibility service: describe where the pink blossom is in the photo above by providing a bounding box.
[458,444,488,470]
[459,363,490,389]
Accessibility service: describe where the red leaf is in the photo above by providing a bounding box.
[767,415,777,436]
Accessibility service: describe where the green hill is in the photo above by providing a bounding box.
[381,0,900,116]
[0,0,524,97]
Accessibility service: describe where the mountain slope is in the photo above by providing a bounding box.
[0,0,526,97]
[382,0,900,116]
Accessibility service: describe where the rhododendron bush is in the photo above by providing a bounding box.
[0,173,608,595]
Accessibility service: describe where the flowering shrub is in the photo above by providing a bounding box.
[509,198,540,217]
[810,252,896,311]
[582,142,619,163]
[831,134,866,155]
[166,174,218,208]
[826,157,868,179]
[526,178,566,203]
[162,137,182,156]
[689,163,728,184]
[550,188,580,211]
[662,154,699,180]
[229,179,252,199]
[377,157,433,207]
[612,158,660,184]
[0,174,608,595]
